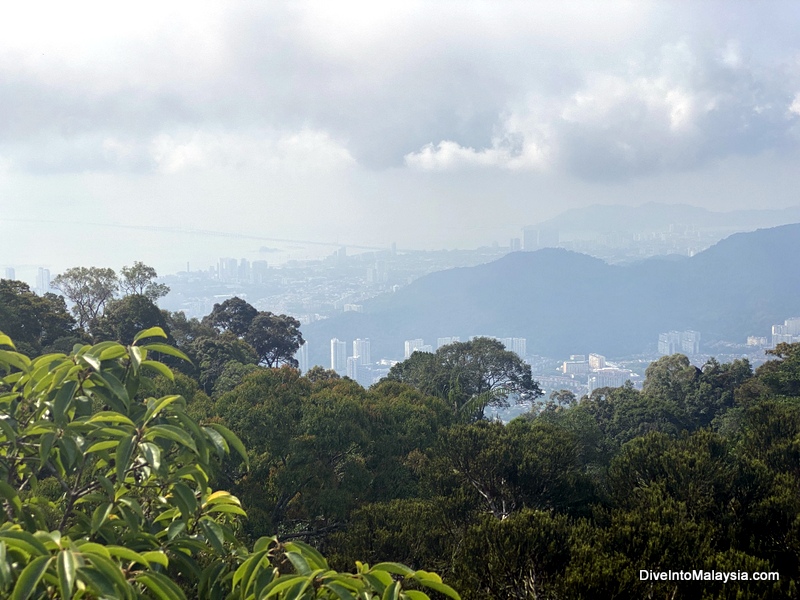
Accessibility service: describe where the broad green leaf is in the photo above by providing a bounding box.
[198,518,225,554]
[285,551,311,576]
[415,579,461,600]
[140,551,169,568]
[141,343,191,363]
[403,592,431,600]
[0,529,50,557]
[85,440,119,454]
[144,395,182,424]
[86,412,135,427]
[133,327,168,343]
[96,371,130,406]
[11,555,50,600]
[382,581,400,600]
[170,482,198,522]
[115,434,136,482]
[232,549,269,598]
[99,345,128,361]
[57,549,77,599]
[0,483,23,518]
[136,571,188,600]
[81,353,101,371]
[140,442,162,472]
[0,349,31,372]
[77,565,118,597]
[106,545,150,568]
[143,424,197,453]
[206,504,247,517]
[285,541,328,570]
[52,380,78,426]
[91,503,113,534]
[206,423,249,468]
[0,334,16,349]
[371,563,415,577]
[141,360,174,381]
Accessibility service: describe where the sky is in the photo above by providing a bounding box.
[2,1,800,278]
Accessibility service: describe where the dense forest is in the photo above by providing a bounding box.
[2,266,800,598]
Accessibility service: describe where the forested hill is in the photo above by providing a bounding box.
[305,223,800,361]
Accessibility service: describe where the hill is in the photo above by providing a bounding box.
[303,224,800,363]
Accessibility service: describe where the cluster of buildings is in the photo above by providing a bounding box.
[560,353,638,395]
[2,267,52,295]
[658,330,701,356]
[747,317,800,348]
[320,335,529,389]
[216,258,270,285]
[404,336,527,359]
[327,338,395,388]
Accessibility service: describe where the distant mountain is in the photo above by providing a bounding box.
[529,202,800,235]
[303,224,800,364]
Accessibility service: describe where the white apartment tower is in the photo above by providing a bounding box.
[330,338,347,375]
[353,338,371,365]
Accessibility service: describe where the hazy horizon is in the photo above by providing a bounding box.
[3,1,800,277]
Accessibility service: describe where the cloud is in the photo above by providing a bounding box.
[406,40,800,180]
[1,1,799,182]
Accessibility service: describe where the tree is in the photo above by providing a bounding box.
[203,297,259,336]
[387,337,541,419]
[0,279,76,355]
[90,293,169,344]
[119,261,170,300]
[245,311,304,368]
[0,328,460,600]
[52,266,118,329]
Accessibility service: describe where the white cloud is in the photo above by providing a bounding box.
[149,129,356,174]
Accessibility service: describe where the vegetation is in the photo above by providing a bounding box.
[2,274,800,598]
[0,328,459,599]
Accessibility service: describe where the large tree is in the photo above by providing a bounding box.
[203,297,259,336]
[52,266,118,329]
[0,279,76,354]
[245,311,304,368]
[387,337,541,419]
[119,261,170,300]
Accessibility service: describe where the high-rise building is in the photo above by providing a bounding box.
[251,260,269,284]
[658,331,681,355]
[238,259,251,283]
[346,356,359,380]
[3,267,15,280]
[588,368,633,394]
[523,227,559,250]
[437,337,460,349]
[36,268,50,294]
[404,339,426,359]
[658,330,700,355]
[218,258,238,283]
[680,330,701,355]
[330,338,347,374]
[353,338,371,365]
[589,353,606,370]
[785,317,800,336]
[295,342,309,373]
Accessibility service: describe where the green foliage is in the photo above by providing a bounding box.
[91,294,170,345]
[119,261,170,301]
[387,337,541,420]
[52,266,119,330]
[0,328,457,600]
[0,279,77,356]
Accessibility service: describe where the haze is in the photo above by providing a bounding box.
[2,1,800,277]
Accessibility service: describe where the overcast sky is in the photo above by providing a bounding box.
[2,1,800,276]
